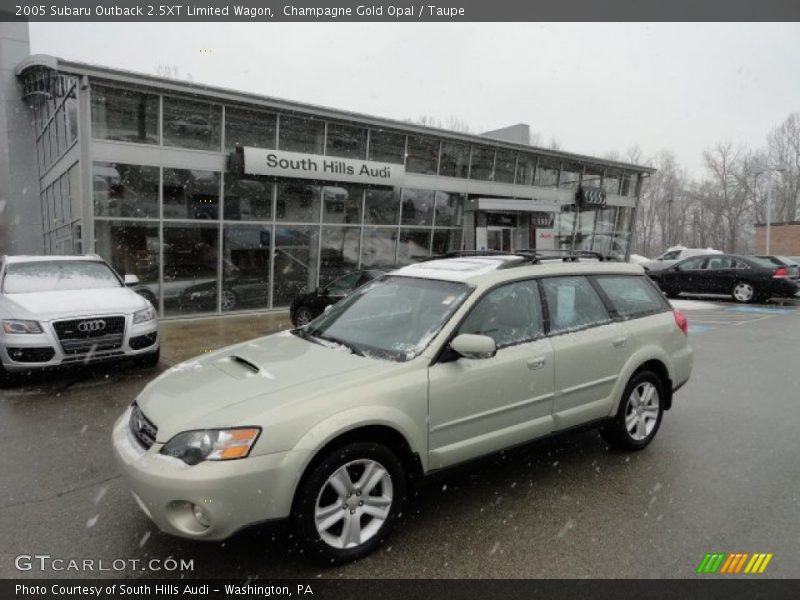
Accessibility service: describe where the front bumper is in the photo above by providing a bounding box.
[112,407,305,540]
[0,314,158,372]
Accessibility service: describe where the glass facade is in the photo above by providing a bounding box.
[163,96,222,151]
[82,81,643,316]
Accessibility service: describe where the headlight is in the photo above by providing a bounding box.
[133,307,157,324]
[2,319,43,334]
[160,428,261,465]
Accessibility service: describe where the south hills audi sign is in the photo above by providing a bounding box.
[242,147,405,186]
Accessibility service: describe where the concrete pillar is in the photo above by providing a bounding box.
[0,21,39,255]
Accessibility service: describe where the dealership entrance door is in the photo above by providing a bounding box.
[486,226,513,252]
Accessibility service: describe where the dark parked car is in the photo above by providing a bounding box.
[647,253,799,303]
[290,269,389,326]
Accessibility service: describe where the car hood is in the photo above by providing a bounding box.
[0,287,148,320]
[136,330,391,441]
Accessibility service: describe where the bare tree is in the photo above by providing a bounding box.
[156,64,193,82]
[413,115,471,133]
[766,112,800,222]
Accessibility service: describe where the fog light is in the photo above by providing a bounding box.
[192,504,211,528]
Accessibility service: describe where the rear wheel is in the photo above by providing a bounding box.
[294,305,313,327]
[134,347,160,369]
[293,442,406,564]
[732,281,755,303]
[601,370,664,451]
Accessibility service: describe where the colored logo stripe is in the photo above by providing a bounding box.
[697,553,773,574]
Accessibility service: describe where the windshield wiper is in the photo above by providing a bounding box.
[316,334,365,357]
[292,328,364,356]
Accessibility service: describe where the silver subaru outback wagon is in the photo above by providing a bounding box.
[113,253,692,564]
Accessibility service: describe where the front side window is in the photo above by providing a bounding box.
[303,275,471,362]
[459,280,544,347]
[542,276,610,334]
[3,261,121,294]
[595,276,668,318]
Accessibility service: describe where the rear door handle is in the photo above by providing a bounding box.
[527,356,547,370]
[612,336,628,348]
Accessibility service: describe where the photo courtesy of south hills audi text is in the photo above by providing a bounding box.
[14,584,314,597]
[15,5,467,18]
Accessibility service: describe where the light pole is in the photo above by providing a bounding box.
[755,165,787,254]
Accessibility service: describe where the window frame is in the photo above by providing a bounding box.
[537,275,614,336]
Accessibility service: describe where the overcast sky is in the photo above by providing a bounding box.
[30,22,800,175]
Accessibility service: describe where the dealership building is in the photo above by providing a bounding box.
[0,23,654,317]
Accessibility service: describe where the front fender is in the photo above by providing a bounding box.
[291,405,428,478]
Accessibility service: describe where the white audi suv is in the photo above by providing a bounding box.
[0,255,159,386]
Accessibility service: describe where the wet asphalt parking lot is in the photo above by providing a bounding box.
[1,299,799,579]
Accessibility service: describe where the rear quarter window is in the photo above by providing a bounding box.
[595,275,669,318]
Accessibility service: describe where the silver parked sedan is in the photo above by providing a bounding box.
[0,255,160,385]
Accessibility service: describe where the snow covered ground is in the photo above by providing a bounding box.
[668,299,720,310]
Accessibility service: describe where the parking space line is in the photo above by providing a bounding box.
[732,314,776,327]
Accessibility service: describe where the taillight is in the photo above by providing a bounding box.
[673,309,688,335]
[773,267,789,278]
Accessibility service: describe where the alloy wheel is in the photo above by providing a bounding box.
[221,290,237,310]
[314,459,393,550]
[625,382,660,441]
[295,307,313,326]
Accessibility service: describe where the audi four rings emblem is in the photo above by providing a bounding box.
[77,319,106,332]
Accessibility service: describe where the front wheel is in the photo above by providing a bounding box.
[601,370,664,451]
[293,442,406,564]
[732,281,756,303]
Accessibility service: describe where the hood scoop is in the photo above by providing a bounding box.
[213,354,268,379]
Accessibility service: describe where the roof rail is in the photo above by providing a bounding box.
[419,249,617,269]
[418,250,519,262]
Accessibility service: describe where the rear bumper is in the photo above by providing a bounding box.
[0,315,158,372]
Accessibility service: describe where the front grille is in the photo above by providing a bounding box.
[52,316,126,355]
[7,347,55,363]
[129,332,157,350]
[129,403,158,450]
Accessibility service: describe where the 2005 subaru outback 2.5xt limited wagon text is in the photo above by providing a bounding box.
[112,253,692,563]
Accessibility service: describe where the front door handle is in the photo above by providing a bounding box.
[527,356,547,370]
[612,336,628,348]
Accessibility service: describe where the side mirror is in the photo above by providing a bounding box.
[450,334,497,359]
[124,274,140,285]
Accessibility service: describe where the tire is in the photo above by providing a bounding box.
[292,442,406,565]
[732,281,756,304]
[293,305,313,327]
[601,370,665,451]
[134,347,160,369]
[221,289,238,311]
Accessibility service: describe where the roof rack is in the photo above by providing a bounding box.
[419,249,618,269]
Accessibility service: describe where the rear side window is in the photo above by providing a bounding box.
[595,276,668,318]
[459,280,543,347]
[541,276,610,334]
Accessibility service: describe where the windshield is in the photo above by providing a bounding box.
[2,261,122,294]
[301,275,472,362]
